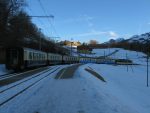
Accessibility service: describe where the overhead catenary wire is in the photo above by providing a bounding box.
[26,5,51,36]
[38,0,60,40]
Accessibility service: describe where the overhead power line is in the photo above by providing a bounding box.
[38,0,60,40]
[28,15,54,18]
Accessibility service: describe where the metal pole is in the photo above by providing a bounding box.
[146,39,149,87]
[71,41,72,56]
[70,38,73,56]
[40,37,41,50]
[147,54,149,87]
[39,28,42,50]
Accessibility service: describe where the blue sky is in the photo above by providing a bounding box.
[25,0,150,43]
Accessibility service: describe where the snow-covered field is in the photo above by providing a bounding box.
[1,63,150,113]
[78,48,149,65]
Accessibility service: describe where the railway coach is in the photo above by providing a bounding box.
[79,57,97,63]
[47,53,62,65]
[6,47,47,70]
[62,55,79,64]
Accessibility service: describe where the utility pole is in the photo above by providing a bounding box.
[146,38,149,87]
[70,38,73,56]
[39,28,42,50]
[126,53,128,72]
[147,54,149,87]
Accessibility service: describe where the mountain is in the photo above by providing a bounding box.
[127,32,150,44]
[104,38,125,44]
[104,32,150,45]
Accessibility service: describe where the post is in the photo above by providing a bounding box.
[70,41,72,56]
[146,39,149,87]
[39,28,42,50]
[40,37,41,50]
[70,38,73,56]
[147,53,149,87]
[126,53,128,72]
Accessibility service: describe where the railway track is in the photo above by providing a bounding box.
[0,67,49,80]
[0,72,16,79]
[0,66,62,107]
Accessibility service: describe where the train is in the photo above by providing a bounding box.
[5,47,97,70]
[5,47,133,71]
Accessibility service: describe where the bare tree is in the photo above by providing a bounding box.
[89,40,99,45]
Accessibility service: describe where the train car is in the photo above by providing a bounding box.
[90,58,97,63]
[62,55,79,64]
[115,59,133,65]
[6,47,47,70]
[47,53,62,65]
[96,58,106,64]
[79,57,92,63]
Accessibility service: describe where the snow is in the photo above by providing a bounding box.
[84,64,150,113]
[0,64,11,76]
[1,63,150,113]
[107,48,148,64]
[78,48,119,57]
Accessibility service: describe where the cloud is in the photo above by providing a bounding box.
[108,31,118,38]
[67,30,119,39]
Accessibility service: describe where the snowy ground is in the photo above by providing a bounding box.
[0,64,11,76]
[1,63,150,113]
[78,48,149,65]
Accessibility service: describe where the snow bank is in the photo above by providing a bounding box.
[0,64,10,76]
[84,63,150,113]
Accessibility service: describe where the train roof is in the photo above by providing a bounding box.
[24,48,46,54]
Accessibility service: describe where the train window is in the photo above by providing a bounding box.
[29,52,32,60]
[41,54,42,60]
[36,53,38,60]
[43,55,45,60]
[37,53,39,60]
[42,54,43,60]
[33,53,36,60]
[39,54,41,60]
[24,51,27,60]
[40,54,42,60]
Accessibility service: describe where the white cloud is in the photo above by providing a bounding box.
[67,30,119,39]
[108,31,118,38]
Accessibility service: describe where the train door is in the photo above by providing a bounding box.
[9,49,19,66]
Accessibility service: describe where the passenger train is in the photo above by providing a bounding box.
[5,47,97,70]
[5,47,133,71]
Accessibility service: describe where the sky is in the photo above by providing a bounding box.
[25,0,150,43]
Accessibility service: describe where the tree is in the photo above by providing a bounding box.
[0,0,25,46]
[89,40,99,45]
